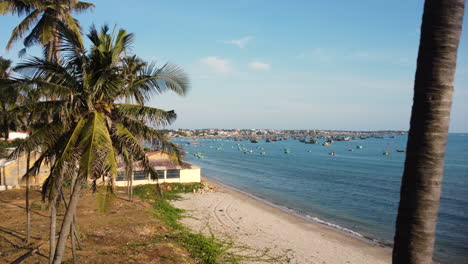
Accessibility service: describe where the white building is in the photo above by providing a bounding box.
[115,151,201,186]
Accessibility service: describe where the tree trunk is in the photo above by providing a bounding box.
[392,1,465,263]
[49,197,57,264]
[130,171,133,201]
[25,153,31,244]
[3,119,9,141]
[70,224,77,264]
[52,178,83,264]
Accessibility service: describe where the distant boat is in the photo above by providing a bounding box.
[322,141,332,146]
[266,138,271,142]
[260,152,267,155]
[284,148,290,154]
[305,138,317,144]
[396,149,406,153]
[190,141,200,145]
[348,148,354,152]
[383,151,390,156]
[356,145,363,149]
[329,152,336,156]
[250,139,259,143]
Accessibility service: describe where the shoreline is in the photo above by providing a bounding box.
[203,176,393,249]
[172,176,392,263]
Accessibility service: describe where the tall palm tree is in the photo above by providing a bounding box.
[0,56,27,141]
[393,1,465,263]
[13,24,189,264]
[0,0,94,61]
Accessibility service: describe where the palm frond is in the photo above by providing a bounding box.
[78,112,117,185]
[6,9,41,50]
[114,104,177,127]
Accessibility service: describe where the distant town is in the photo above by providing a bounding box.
[163,129,407,140]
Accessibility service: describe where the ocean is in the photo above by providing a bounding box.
[174,134,468,263]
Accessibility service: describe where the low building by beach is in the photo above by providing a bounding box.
[0,151,50,190]
[115,151,201,186]
[0,149,200,191]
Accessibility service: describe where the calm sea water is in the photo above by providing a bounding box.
[175,134,468,263]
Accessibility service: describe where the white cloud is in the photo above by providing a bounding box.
[200,56,231,73]
[220,36,253,48]
[248,61,271,71]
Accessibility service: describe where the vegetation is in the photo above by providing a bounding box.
[393,1,465,263]
[0,0,94,61]
[2,1,189,263]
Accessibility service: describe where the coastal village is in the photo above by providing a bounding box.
[164,128,407,140]
[0,1,465,264]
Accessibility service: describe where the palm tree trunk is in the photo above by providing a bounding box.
[130,170,133,201]
[392,1,465,263]
[52,178,83,264]
[25,153,31,244]
[70,224,77,264]
[49,196,57,264]
[3,117,9,141]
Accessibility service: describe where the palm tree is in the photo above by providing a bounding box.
[13,24,189,264]
[0,0,94,61]
[393,1,465,263]
[0,56,27,141]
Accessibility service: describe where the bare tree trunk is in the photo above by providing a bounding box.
[392,1,465,263]
[130,170,133,201]
[25,153,31,244]
[49,197,57,264]
[70,224,77,264]
[52,178,83,264]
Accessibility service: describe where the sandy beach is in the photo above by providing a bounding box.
[172,178,392,264]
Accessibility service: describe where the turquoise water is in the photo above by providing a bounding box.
[175,134,468,263]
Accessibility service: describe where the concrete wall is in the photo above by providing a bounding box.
[180,168,201,183]
[0,152,49,187]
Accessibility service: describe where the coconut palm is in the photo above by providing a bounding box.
[0,0,94,61]
[13,24,189,263]
[393,1,465,263]
[0,56,28,141]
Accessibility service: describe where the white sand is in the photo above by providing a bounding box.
[171,179,392,264]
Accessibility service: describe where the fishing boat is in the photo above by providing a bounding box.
[305,138,317,144]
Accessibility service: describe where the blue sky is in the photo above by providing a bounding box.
[1,0,467,132]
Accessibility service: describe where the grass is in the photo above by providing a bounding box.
[133,183,289,264]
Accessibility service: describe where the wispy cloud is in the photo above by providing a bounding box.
[219,36,253,48]
[248,61,270,71]
[296,48,335,63]
[200,56,231,73]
